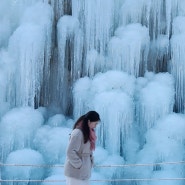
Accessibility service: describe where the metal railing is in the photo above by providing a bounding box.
[0,161,185,183]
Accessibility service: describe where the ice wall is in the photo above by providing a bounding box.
[73,71,135,155]
[1,0,185,114]
[0,0,185,184]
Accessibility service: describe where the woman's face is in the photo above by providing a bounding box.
[88,121,99,129]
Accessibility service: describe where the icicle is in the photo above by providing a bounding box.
[50,0,72,20]
[120,0,185,41]
[108,23,150,77]
[85,49,106,78]
[136,72,174,142]
[72,0,116,54]
[6,2,53,107]
[147,34,169,72]
[0,1,53,111]
[73,76,92,120]
[120,0,151,27]
[56,15,83,114]
[170,16,185,112]
[151,0,185,38]
[94,91,134,155]
[148,0,165,39]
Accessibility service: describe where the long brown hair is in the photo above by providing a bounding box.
[73,111,100,143]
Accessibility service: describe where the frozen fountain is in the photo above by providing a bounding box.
[0,0,185,185]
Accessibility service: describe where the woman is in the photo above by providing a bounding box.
[64,111,100,185]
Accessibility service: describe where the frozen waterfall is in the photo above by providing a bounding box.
[0,0,185,185]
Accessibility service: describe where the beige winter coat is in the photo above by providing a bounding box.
[64,129,93,180]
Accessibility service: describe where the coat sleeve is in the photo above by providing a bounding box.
[66,129,83,169]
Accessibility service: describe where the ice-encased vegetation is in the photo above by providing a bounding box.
[0,0,185,185]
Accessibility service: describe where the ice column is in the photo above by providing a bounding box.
[73,76,92,119]
[170,16,185,112]
[94,91,134,155]
[56,15,83,113]
[136,72,174,143]
[108,23,149,77]
[7,2,53,107]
